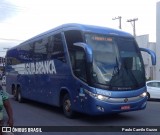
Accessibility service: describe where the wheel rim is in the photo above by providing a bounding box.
[64,99,71,112]
[18,92,21,101]
[14,89,16,97]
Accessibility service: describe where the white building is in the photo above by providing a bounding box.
[136,35,156,80]
[135,1,160,80]
[156,1,160,80]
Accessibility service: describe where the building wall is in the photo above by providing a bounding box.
[131,2,160,80]
[156,2,160,80]
[136,35,149,65]
[148,42,156,79]
[136,35,156,80]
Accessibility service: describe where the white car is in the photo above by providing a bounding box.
[146,80,160,100]
[1,75,6,86]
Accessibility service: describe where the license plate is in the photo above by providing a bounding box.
[121,105,130,110]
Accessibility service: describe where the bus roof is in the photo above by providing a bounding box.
[9,23,133,50]
[34,23,133,39]
[61,23,133,36]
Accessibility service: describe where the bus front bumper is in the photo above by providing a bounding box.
[82,92,147,115]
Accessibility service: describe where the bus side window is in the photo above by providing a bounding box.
[51,34,66,62]
[74,49,87,81]
[34,38,47,61]
[64,30,87,82]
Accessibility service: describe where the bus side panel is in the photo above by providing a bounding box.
[16,59,72,106]
[6,73,18,95]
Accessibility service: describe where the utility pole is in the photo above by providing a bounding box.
[112,16,122,29]
[127,18,138,37]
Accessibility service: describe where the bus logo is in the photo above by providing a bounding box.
[12,60,56,75]
[124,98,128,103]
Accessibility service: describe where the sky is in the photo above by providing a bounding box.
[0,0,159,57]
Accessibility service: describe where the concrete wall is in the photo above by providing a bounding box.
[136,35,149,65]
[156,2,160,80]
[136,35,156,80]
[148,42,156,79]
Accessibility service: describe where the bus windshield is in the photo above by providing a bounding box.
[85,33,145,90]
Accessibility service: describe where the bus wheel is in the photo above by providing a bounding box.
[15,88,18,101]
[62,94,75,118]
[17,87,24,103]
[11,86,15,95]
[147,92,150,100]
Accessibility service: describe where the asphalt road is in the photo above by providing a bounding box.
[3,97,160,135]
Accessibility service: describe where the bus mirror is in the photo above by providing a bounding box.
[140,48,156,65]
[73,42,93,63]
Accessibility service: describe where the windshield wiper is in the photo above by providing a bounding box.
[112,57,120,76]
[123,65,139,87]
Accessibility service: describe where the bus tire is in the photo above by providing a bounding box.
[147,92,150,100]
[15,88,18,101]
[17,87,24,103]
[62,94,75,118]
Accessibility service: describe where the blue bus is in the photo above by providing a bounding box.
[5,23,156,118]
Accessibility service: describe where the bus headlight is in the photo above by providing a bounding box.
[140,92,147,97]
[97,95,109,101]
[84,89,109,101]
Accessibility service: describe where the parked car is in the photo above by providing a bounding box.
[146,80,160,100]
[1,75,6,86]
